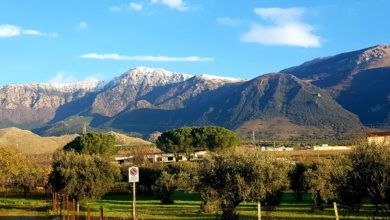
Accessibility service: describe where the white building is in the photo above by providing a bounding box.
[115,151,208,164]
[260,146,294,151]
[311,144,352,151]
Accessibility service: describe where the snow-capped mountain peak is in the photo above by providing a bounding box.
[107,67,192,89]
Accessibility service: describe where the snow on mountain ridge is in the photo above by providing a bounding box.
[2,79,103,93]
[196,74,245,82]
[1,67,246,94]
[106,67,193,89]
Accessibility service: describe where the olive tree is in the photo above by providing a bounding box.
[154,161,200,204]
[49,151,120,203]
[350,143,390,210]
[198,151,290,220]
[305,156,352,208]
[289,162,308,201]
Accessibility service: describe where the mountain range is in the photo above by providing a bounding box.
[1,45,389,140]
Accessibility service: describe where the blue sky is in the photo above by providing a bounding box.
[0,0,389,85]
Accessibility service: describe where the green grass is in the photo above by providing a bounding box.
[0,192,388,219]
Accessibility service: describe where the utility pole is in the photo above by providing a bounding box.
[83,123,87,134]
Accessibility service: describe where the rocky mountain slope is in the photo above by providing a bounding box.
[281,44,390,125]
[3,44,387,140]
[91,67,192,117]
[0,80,102,127]
[107,73,362,140]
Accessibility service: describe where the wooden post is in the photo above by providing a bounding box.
[61,194,65,217]
[87,206,91,220]
[55,193,58,214]
[66,196,69,220]
[52,192,55,213]
[333,202,339,220]
[72,199,76,220]
[133,182,137,220]
[100,206,104,220]
[257,201,261,220]
[62,195,65,212]
[55,193,59,215]
[77,202,80,217]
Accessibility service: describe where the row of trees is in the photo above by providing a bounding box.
[130,143,390,219]
[125,152,290,219]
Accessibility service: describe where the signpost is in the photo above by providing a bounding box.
[129,167,139,220]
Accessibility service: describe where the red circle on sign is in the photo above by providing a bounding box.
[130,168,138,176]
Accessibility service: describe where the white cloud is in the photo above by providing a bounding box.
[22,29,44,36]
[48,72,77,84]
[48,72,106,84]
[130,2,143,11]
[109,2,143,12]
[0,24,21,37]
[109,6,123,12]
[77,21,88,30]
[241,7,321,48]
[217,17,242,26]
[0,24,56,38]
[80,53,214,62]
[151,0,188,11]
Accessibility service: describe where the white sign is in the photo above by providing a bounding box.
[128,167,139,183]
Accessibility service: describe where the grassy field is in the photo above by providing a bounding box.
[0,192,388,219]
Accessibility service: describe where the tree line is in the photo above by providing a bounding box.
[1,127,390,219]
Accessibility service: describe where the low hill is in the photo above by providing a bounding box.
[0,127,76,155]
[108,131,159,156]
[108,131,152,146]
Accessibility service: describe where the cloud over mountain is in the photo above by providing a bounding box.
[242,7,321,48]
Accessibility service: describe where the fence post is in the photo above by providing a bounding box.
[55,192,58,215]
[100,206,104,220]
[77,202,80,217]
[333,202,339,220]
[257,201,261,220]
[87,205,91,220]
[72,199,76,220]
[66,196,69,220]
[52,192,55,213]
